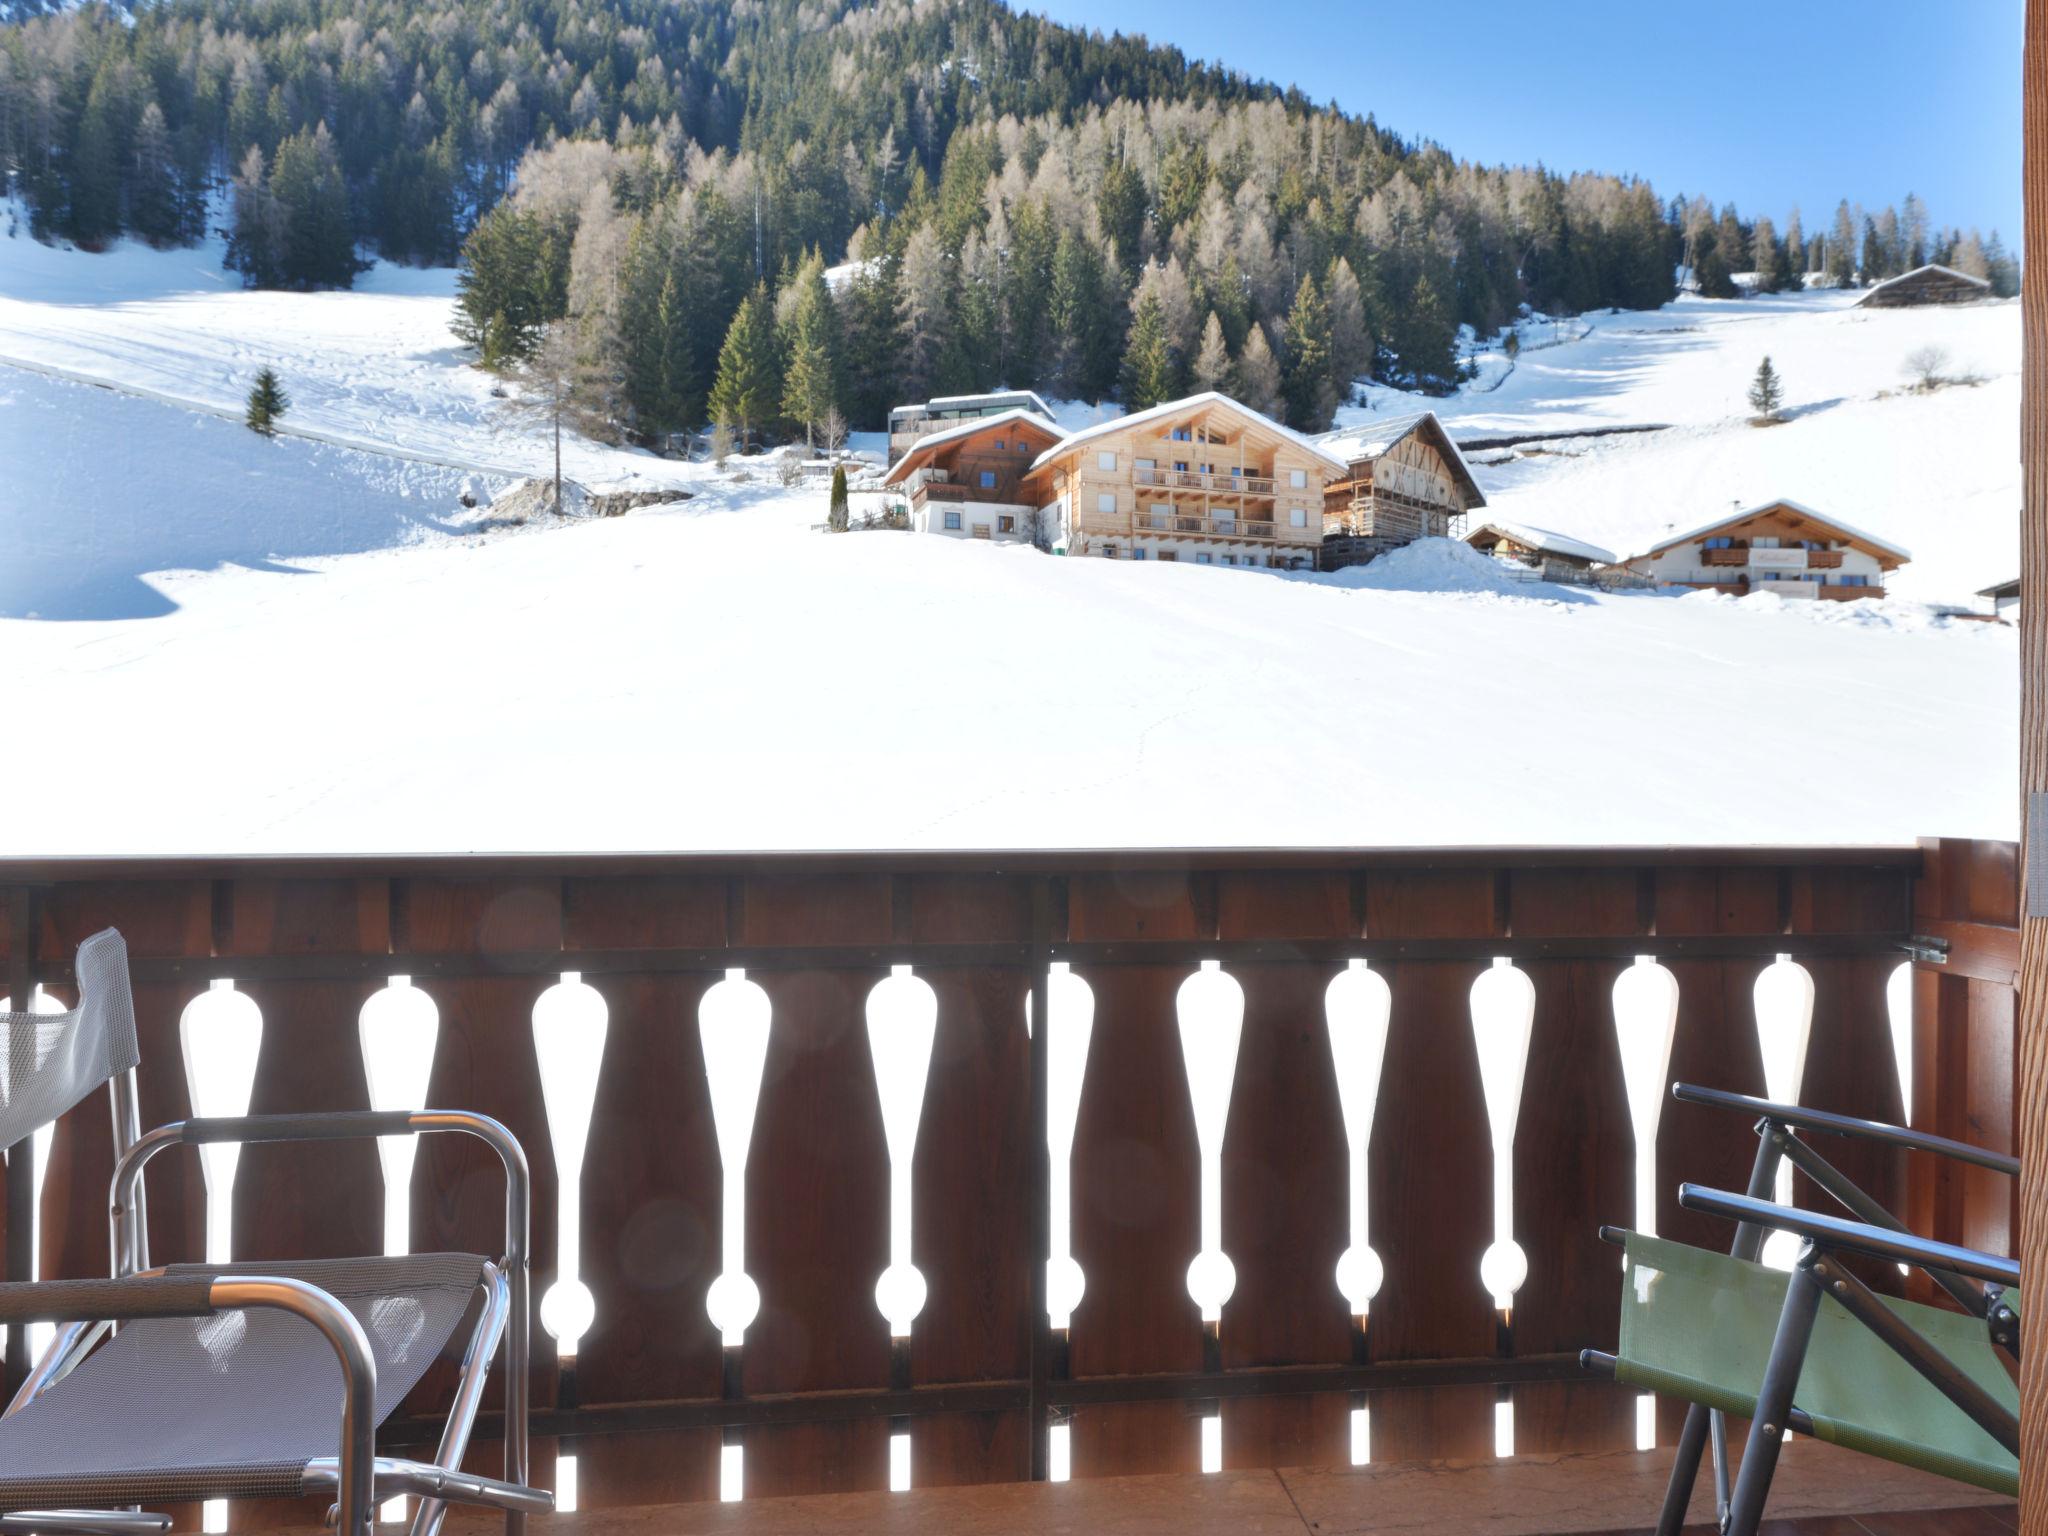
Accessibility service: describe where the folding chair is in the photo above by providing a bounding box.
[1581,1081,2019,1536]
[0,929,552,1536]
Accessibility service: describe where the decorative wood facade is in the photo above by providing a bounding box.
[880,410,1065,543]
[1319,412,1487,568]
[1619,500,1910,600]
[1021,394,1339,568]
[1465,521,1615,574]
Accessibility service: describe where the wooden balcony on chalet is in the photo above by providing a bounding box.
[1699,547,1847,569]
[0,840,2018,1535]
[1131,509,1279,538]
[1135,466,1279,496]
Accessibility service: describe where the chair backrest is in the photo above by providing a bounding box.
[0,929,142,1152]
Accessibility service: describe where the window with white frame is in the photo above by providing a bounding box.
[1097,492,1117,515]
[1289,468,1308,489]
[1097,451,1117,471]
[1195,552,1212,564]
[943,511,962,531]
[998,515,1016,533]
[1290,508,1307,527]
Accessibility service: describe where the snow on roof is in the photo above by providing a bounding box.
[892,389,1056,421]
[1028,391,1348,475]
[880,409,1064,485]
[1857,263,1992,303]
[1468,520,1615,565]
[1314,410,1487,506]
[1634,498,1914,564]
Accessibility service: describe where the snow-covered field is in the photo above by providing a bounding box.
[0,229,2021,853]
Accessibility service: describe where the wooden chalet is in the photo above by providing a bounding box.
[1318,411,1488,569]
[1020,392,1339,568]
[1619,499,1910,600]
[879,408,1065,543]
[1857,263,1994,308]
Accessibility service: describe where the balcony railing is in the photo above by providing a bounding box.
[1698,548,1846,569]
[1131,511,1278,539]
[0,842,2006,1517]
[1133,467,1277,496]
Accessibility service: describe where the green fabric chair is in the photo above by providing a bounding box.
[1613,1230,2018,1497]
[1582,1083,2020,1536]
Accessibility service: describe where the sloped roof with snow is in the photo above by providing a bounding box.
[1026,392,1349,475]
[1466,520,1615,565]
[1856,263,1992,306]
[1632,499,1913,565]
[880,409,1065,485]
[1315,410,1487,508]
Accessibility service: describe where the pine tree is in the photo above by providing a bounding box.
[708,286,779,448]
[1392,274,1459,395]
[1747,356,1784,424]
[245,367,289,434]
[1235,323,1283,419]
[1280,272,1335,430]
[1826,202,1859,287]
[1191,311,1231,395]
[1119,291,1174,410]
[129,102,181,248]
[226,145,286,290]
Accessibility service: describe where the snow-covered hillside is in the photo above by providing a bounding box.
[1332,290,2020,601]
[0,233,2020,853]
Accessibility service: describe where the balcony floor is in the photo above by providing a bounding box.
[424,1441,2012,1536]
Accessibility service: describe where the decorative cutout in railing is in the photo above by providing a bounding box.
[1886,961,1914,1128]
[179,979,264,1266]
[1326,960,1390,1324]
[178,977,263,1535]
[1470,958,1534,1317]
[533,972,609,1359]
[701,969,771,1349]
[358,977,439,1259]
[1612,956,1680,1239]
[1177,961,1243,1323]
[1752,954,1815,1271]
[868,965,938,1338]
[1044,963,1095,1332]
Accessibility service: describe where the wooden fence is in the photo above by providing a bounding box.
[0,843,2013,1525]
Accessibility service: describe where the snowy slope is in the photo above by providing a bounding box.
[1333,290,2021,601]
[0,476,2015,855]
[0,233,2021,853]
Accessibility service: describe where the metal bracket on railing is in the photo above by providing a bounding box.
[1900,935,1949,966]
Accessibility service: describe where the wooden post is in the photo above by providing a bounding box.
[2022,6,2048,1530]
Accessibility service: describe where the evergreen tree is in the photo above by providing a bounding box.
[1234,322,1283,419]
[1826,202,1859,286]
[1747,356,1784,424]
[1751,217,1786,295]
[781,262,842,446]
[129,102,180,248]
[1191,310,1231,394]
[1048,229,1116,401]
[268,124,360,289]
[244,367,289,434]
[1119,290,1174,410]
[1783,208,1806,286]
[708,285,779,446]
[1279,272,1334,430]
[225,146,286,290]
[828,463,850,531]
[1391,274,1458,394]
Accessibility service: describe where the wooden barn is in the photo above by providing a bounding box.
[1856,263,1994,308]
[1465,519,1615,577]
[1317,411,1487,569]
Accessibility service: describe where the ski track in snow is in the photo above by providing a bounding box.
[0,230,2022,852]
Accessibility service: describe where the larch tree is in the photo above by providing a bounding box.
[897,224,952,404]
[511,324,580,511]
[1235,322,1283,420]
[1191,311,1232,395]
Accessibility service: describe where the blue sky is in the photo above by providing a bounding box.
[1020,0,2022,244]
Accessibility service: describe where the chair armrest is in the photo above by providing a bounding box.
[180,1109,420,1144]
[1676,1184,2021,1287]
[0,1274,218,1324]
[1672,1082,2018,1176]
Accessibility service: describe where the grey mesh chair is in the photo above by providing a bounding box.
[0,929,551,1536]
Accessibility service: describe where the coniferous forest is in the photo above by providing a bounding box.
[0,0,2022,442]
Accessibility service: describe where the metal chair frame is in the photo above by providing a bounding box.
[1581,1080,2019,1536]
